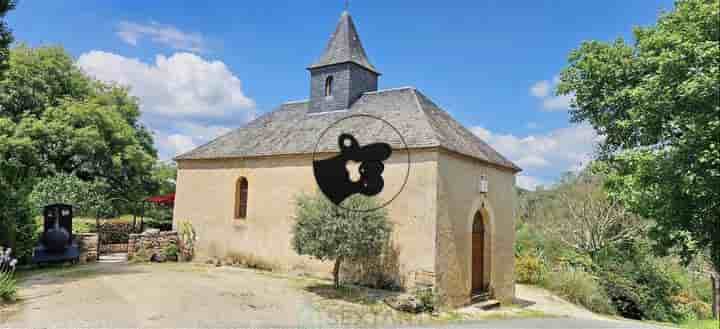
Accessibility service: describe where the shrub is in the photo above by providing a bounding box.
[163,243,179,259]
[542,267,615,315]
[597,242,689,323]
[414,287,440,312]
[292,194,391,288]
[178,221,196,261]
[516,253,546,284]
[0,247,18,301]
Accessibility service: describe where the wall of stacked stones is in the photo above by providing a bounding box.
[128,230,179,260]
[77,233,98,264]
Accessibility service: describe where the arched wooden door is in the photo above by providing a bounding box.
[472,211,485,293]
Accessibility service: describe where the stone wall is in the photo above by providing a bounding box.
[128,230,179,261]
[76,233,98,264]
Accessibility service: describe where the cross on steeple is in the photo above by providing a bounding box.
[344,0,349,11]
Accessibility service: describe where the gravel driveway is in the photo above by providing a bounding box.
[0,261,673,328]
[1,262,332,328]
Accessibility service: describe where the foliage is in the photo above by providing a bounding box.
[178,221,196,261]
[0,246,17,301]
[142,206,173,231]
[151,161,177,196]
[292,193,391,288]
[414,287,440,313]
[517,169,713,322]
[556,0,720,280]
[515,253,546,284]
[0,45,162,261]
[28,173,111,217]
[541,267,615,315]
[163,243,179,258]
[0,0,14,75]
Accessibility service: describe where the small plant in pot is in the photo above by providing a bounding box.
[163,243,179,262]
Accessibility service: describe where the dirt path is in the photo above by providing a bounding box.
[1,262,332,328]
[514,284,607,320]
[0,263,674,328]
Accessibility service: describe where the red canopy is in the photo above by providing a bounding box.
[145,193,175,206]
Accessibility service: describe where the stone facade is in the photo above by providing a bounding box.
[174,148,517,306]
[128,230,179,261]
[76,233,98,264]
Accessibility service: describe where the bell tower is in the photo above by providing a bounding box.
[308,11,380,114]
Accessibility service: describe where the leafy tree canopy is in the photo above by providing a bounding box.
[557,0,719,271]
[292,193,391,288]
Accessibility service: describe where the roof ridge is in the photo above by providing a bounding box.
[362,86,416,95]
[412,89,521,172]
[409,88,443,147]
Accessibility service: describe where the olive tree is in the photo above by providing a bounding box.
[292,193,391,288]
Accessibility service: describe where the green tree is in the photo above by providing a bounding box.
[292,194,391,288]
[151,161,177,196]
[0,0,14,75]
[556,0,720,317]
[0,45,159,261]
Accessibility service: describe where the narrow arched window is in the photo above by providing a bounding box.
[324,76,333,97]
[235,177,248,219]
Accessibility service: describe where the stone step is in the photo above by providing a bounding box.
[474,299,501,310]
[470,292,491,303]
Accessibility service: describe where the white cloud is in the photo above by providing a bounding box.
[160,134,197,156]
[530,76,574,112]
[117,21,206,52]
[471,126,492,141]
[530,80,550,98]
[473,124,599,190]
[176,122,232,141]
[77,51,255,119]
[155,123,232,159]
[516,175,547,191]
[542,94,573,111]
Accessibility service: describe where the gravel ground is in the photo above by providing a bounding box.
[0,261,676,329]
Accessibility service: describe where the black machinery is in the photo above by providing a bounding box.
[32,203,80,263]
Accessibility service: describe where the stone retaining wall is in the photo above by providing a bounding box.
[76,233,98,264]
[128,230,179,261]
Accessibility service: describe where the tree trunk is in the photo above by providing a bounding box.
[712,272,719,319]
[333,257,343,289]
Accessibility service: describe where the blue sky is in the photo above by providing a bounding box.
[8,0,675,189]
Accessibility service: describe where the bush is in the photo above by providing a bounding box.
[516,253,546,284]
[178,221,196,261]
[163,243,179,259]
[597,242,690,323]
[0,247,18,301]
[292,194,391,288]
[414,287,440,312]
[542,267,615,315]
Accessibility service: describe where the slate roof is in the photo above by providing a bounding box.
[176,87,521,172]
[308,11,379,74]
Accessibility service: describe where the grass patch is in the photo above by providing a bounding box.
[681,319,719,329]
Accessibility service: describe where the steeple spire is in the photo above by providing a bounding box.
[309,11,379,74]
